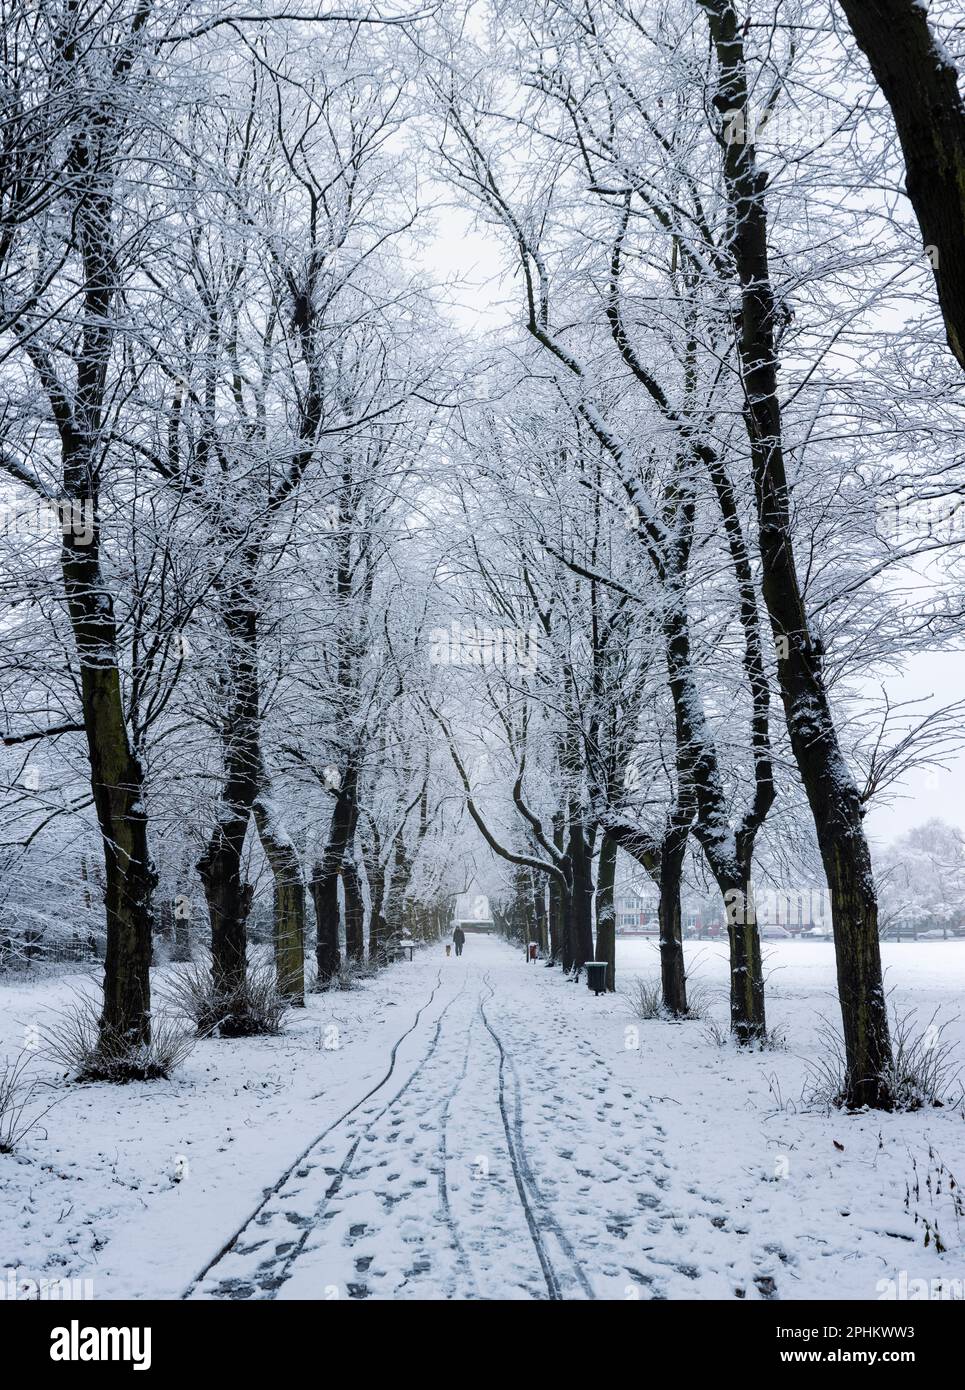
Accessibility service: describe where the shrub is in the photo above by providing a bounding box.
[888,1008,961,1110]
[905,1146,963,1253]
[704,1017,785,1051]
[42,991,195,1082]
[161,958,289,1038]
[310,958,379,993]
[704,1017,731,1049]
[0,1052,63,1150]
[627,976,665,1019]
[625,975,711,1022]
[805,1006,961,1112]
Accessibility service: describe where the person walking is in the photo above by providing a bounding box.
[453,925,466,958]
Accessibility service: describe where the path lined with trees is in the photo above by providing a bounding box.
[1,1,964,1117]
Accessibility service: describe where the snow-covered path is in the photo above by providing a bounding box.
[187,937,698,1301]
[187,934,739,1301]
[4,935,963,1301]
[180,934,814,1302]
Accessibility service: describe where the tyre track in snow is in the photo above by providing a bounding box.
[478,974,595,1300]
[495,981,679,1295]
[434,1006,480,1297]
[251,977,471,1298]
[494,974,738,1300]
[182,968,448,1299]
[184,943,695,1300]
[201,966,577,1300]
[274,973,543,1300]
[312,973,555,1300]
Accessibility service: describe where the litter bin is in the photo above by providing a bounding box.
[585,961,608,996]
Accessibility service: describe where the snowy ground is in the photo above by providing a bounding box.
[1,936,963,1300]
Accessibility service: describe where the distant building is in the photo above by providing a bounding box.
[614,878,659,934]
[754,885,828,934]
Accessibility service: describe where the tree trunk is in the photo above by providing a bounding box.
[364,847,387,964]
[511,865,534,946]
[310,768,357,985]
[310,865,340,985]
[546,811,566,963]
[199,828,252,998]
[663,596,766,1041]
[84,673,154,1047]
[836,0,965,371]
[253,796,305,1006]
[63,519,155,1052]
[658,824,689,1017]
[568,820,595,971]
[172,894,192,963]
[547,870,562,963]
[384,831,413,943]
[198,586,260,1000]
[609,815,690,1016]
[532,872,548,954]
[343,855,365,963]
[723,880,765,1044]
[559,881,574,972]
[701,0,893,1106]
[156,898,174,950]
[594,831,617,991]
[44,43,157,1065]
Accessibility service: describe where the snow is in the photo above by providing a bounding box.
[1,936,963,1300]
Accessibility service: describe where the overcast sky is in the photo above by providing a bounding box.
[863,649,965,844]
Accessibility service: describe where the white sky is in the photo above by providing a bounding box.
[863,649,965,845]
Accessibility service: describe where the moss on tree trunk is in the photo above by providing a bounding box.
[594,832,617,991]
[254,797,305,1006]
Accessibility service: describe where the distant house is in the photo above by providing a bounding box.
[755,885,829,935]
[614,879,659,934]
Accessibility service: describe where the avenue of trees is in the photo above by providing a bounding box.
[1,0,963,1110]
